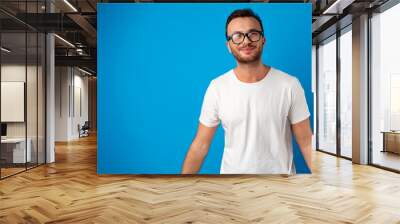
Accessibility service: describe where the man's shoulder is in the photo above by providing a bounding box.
[270,67,298,84]
[209,69,234,87]
[269,67,305,92]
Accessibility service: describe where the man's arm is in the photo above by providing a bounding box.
[291,117,313,172]
[181,123,217,174]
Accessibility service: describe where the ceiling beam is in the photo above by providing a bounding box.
[55,55,96,73]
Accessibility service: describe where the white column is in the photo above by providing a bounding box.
[46,1,55,163]
[352,14,369,164]
[312,45,317,151]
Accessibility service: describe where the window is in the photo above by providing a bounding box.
[339,27,352,158]
[370,2,400,171]
[317,35,337,154]
[0,1,47,179]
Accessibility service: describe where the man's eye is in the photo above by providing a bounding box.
[249,31,257,36]
[232,33,243,40]
[249,32,259,38]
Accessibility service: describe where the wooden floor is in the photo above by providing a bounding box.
[372,151,400,171]
[1,134,400,224]
[1,167,26,178]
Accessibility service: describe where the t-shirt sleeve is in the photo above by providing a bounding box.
[199,80,220,127]
[288,78,310,124]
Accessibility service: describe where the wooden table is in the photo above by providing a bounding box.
[381,131,400,154]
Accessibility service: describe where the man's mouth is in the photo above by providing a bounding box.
[240,47,255,54]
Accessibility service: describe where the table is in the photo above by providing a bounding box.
[381,131,400,154]
[1,138,32,164]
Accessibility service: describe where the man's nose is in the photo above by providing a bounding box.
[242,35,251,45]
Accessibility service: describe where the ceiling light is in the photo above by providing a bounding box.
[78,67,93,76]
[1,47,11,53]
[322,0,342,15]
[63,0,78,12]
[322,0,355,15]
[54,34,75,48]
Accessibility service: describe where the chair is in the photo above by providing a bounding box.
[78,121,90,138]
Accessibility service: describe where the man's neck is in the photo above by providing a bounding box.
[234,61,270,83]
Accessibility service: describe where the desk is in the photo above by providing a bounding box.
[381,131,400,154]
[1,138,32,163]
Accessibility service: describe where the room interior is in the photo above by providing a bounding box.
[0,0,399,223]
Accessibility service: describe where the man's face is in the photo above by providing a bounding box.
[226,17,265,64]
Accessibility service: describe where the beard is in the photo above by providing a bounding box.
[231,44,263,64]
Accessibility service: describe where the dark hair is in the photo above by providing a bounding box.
[225,9,264,40]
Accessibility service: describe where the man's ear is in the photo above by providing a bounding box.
[226,42,232,53]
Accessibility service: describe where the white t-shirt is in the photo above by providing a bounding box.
[199,67,310,174]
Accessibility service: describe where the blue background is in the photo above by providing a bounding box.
[98,3,312,174]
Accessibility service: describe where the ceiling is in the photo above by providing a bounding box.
[0,0,395,75]
[1,0,97,74]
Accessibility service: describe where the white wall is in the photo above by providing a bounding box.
[72,72,89,138]
[1,63,46,164]
[55,66,69,141]
[1,65,27,141]
[1,65,39,138]
[55,67,89,141]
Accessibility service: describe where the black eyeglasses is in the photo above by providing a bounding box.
[227,30,263,45]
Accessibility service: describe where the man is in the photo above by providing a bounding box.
[181,9,312,174]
